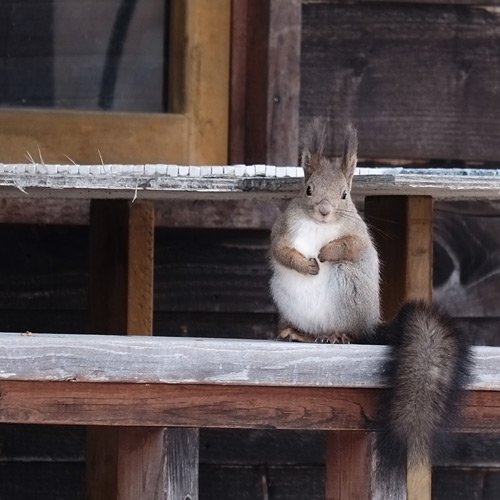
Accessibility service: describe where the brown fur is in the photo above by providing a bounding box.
[318,235,362,263]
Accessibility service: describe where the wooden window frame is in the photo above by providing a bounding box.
[0,0,230,165]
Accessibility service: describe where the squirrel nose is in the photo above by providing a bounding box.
[318,200,333,217]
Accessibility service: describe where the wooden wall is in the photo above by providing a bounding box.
[301,1,500,162]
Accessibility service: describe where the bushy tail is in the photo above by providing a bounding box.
[373,301,471,482]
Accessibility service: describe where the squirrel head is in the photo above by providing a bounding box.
[300,120,358,224]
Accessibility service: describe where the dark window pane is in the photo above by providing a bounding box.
[0,0,165,112]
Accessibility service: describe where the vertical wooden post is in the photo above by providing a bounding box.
[87,200,160,500]
[325,431,374,500]
[229,0,301,165]
[365,195,434,500]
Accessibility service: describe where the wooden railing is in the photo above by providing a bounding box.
[1,165,500,499]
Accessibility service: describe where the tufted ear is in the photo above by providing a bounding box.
[341,123,358,188]
[301,118,327,181]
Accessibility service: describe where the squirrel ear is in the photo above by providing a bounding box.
[341,123,358,188]
[301,118,327,181]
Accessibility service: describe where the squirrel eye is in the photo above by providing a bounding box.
[341,190,348,200]
[306,185,313,196]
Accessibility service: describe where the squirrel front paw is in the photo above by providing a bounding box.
[318,243,339,263]
[304,257,319,275]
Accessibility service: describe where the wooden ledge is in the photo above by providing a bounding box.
[0,333,498,430]
[1,165,500,200]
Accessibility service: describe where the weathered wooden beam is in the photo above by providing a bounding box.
[2,165,500,200]
[0,334,497,390]
[0,379,497,432]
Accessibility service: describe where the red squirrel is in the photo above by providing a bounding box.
[270,120,471,491]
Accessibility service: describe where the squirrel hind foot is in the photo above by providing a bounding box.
[277,326,315,343]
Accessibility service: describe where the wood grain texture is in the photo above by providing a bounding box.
[116,427,168,500]
[301,3,500,161]
[0,380,499,432]
[3,166,500,200]
[405,196,433,302]
[0,334,497,389]
[127,201,154,335]
[165,428,199,500]
[181,0,230,165]
[0,110,189,164]
[325,431,374,500]
[0,381,377,429]
[234,0,301,165]
[228,0,249,164]
[267,0,301,166]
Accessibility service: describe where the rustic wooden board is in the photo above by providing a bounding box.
[0,380,499,432]
[2,165,500,199]
[0,333,497,390]
[301,3,500,161]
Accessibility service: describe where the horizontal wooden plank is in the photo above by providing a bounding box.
[0,333,495,390]
[0,334,385,387]
[0,380,498,432]
[1,165,500,199]
[0,110,189,165]
[0,380,379,429]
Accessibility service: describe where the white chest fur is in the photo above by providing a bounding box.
[271,216,379,336]
[289,218,343,258]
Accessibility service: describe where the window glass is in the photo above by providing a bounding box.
[0,0,166,112]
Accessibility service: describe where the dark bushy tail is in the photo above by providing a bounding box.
[373,301,472,483]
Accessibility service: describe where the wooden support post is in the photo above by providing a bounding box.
[87,200,158,500]
[165,428,200,500]
[87,200,198,500]
[365,195,433,500]
[326,431,374,500]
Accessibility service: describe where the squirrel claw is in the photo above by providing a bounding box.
[315,333,351,344]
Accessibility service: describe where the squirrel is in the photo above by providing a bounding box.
[270,119,471,488]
